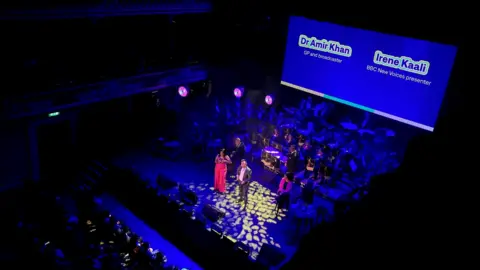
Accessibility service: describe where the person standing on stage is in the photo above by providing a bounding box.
[230,137,246,178]
[236,159,252,204]
[276,172,294,212]
[231,137,245,161]
[214,149,231,193]
[286,145,299,173]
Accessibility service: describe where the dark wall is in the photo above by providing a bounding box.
[0,121,29,191]
[76,98,133,157]
[37,119,73,180]
[75,93,162,158]
[1,14,211,97]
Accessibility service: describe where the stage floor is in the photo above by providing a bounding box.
[111,148,335,263]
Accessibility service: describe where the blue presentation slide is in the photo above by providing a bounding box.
[281,16,457,131]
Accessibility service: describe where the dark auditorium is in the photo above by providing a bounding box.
[0,1,465,269]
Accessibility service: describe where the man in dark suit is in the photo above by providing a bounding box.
[286,145,299,173]
[232,138,245,161]
[230,138,246,178]
[236,159,252,204]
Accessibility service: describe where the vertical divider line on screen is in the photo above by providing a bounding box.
[280,81,434,132]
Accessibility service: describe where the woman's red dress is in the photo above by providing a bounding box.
[214,155,228,193]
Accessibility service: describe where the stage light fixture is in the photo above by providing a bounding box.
[178,86,189,97]
[265,95,274,105]
[233,87,244,98]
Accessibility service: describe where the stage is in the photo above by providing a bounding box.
[110,146,335,262]
[99,81,420,266]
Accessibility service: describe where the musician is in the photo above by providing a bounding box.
[278,172,294,194]
[276,172,294,211]
[236,159,252,204]
[231,138,245,161]
[230,138,245,178]
[301,139,310,149]
[286,145,299,173]
[361,111,370,128]
[285,133,295,147]
[297,134,306,147]
[301,178,315,205]
[311,148,323,177]
[316,148,326,162]
[318,101,335,126]
[304,156,315,179]
[299,96,312,111]
[301,140,314,158]
[305,96,313,110]
[271,128,280,142]
[318,161,332,184]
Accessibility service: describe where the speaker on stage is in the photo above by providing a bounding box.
[202,204,226,223]
[256,244,286,267]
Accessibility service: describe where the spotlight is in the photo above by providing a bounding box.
[178,86,189,97]
[233,87,244,98]
[265,95,274,105]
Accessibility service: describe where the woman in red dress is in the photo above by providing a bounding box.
[214,149,231,193]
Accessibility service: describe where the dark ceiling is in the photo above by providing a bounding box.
[213,0,466,45]
[0,1,466,99]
